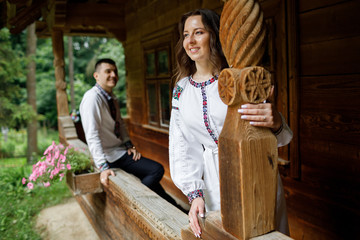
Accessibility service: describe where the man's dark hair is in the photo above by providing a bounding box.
[95,58,116,72]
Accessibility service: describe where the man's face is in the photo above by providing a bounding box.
[93,63,118,93]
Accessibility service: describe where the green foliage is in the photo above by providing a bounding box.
[0,28,36,129]
[66,147,93,174]
[0,157,26,167]
[35,36,126,128]
[0,128,58,158]
[0,165,71,239]
[2,26,127,129]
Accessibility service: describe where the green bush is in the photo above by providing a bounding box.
[0,141,16,158]
[0,128,59,159]
[66,147,93,174]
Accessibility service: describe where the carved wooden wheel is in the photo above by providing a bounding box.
[241,67,271,103]
[218,69,236,105]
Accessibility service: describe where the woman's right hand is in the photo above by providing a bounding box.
[188,197,205,238]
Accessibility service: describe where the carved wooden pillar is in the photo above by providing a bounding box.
[52,30,69,117]
[218,67,277,239]
[52,30,70,143]
[218,0,278,239]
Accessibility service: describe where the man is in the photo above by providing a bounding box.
[80,58,177,206]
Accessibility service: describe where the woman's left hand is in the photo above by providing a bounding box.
[238,102,282,132]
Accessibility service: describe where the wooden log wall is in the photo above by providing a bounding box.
[123,0,224,204]
[283,0,360,239]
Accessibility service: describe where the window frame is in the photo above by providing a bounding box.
[142,34,174,130]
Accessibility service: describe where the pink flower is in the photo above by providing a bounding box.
[27,182,34,190]
[44,141,56,155]
[59,154,66,162]
[43,182,50,187]
[66,164,71,170]
[64,147,69,155]
[22,178,26,185]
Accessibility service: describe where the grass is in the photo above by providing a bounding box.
[0,157,27,167]
[0,165,72,240]
[0,128,73,240]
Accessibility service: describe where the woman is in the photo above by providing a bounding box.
[169,9,293,238]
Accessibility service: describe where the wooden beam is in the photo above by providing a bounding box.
[7,0,45,34]
[65,2,125,28]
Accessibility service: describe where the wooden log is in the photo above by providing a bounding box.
[76,169,188,239]
[218,67,278,239]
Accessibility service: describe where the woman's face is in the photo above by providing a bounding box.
[183,15,211,64]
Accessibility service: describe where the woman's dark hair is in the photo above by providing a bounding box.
[173,9,228,86]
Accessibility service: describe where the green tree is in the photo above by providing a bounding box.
[0,28,35,129]
[35,37,57,128]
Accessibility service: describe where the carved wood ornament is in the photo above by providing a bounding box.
[218,0,278,239]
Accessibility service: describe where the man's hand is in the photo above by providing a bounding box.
[100,169,115,187]
[127,147,141,161]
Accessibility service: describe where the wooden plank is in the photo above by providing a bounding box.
[66,3,125,28]
[299,1,360,44]
[300,75,360,112]
[300,36,360,76]
[66,139,88,153]
[299,0,349,13]
[287,0,300,178]
[251,231,292,240]
[181,211,292,240]
[75,169,189,240]
[301,140,359,175]
[63,128,77,139]
[283,177,360,239]
[287,212,338,240]
[299,75,360,145]
[300,111,360,145]
[107,169,188,239]
[127,122,169,147]
[66,171,102,195]
[181,211,238,240]
[76,192,150,240]
[58,115,73,127]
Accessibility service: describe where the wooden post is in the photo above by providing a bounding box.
[219,0,278,239]
[52,29,70,144]
[218,67,277,239]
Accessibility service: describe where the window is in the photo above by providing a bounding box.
[144,46,171,128]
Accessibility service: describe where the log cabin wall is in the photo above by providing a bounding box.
[283,0,360,239]
[123,0,224,204]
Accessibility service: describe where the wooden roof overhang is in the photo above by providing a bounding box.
[0,0,126,41]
